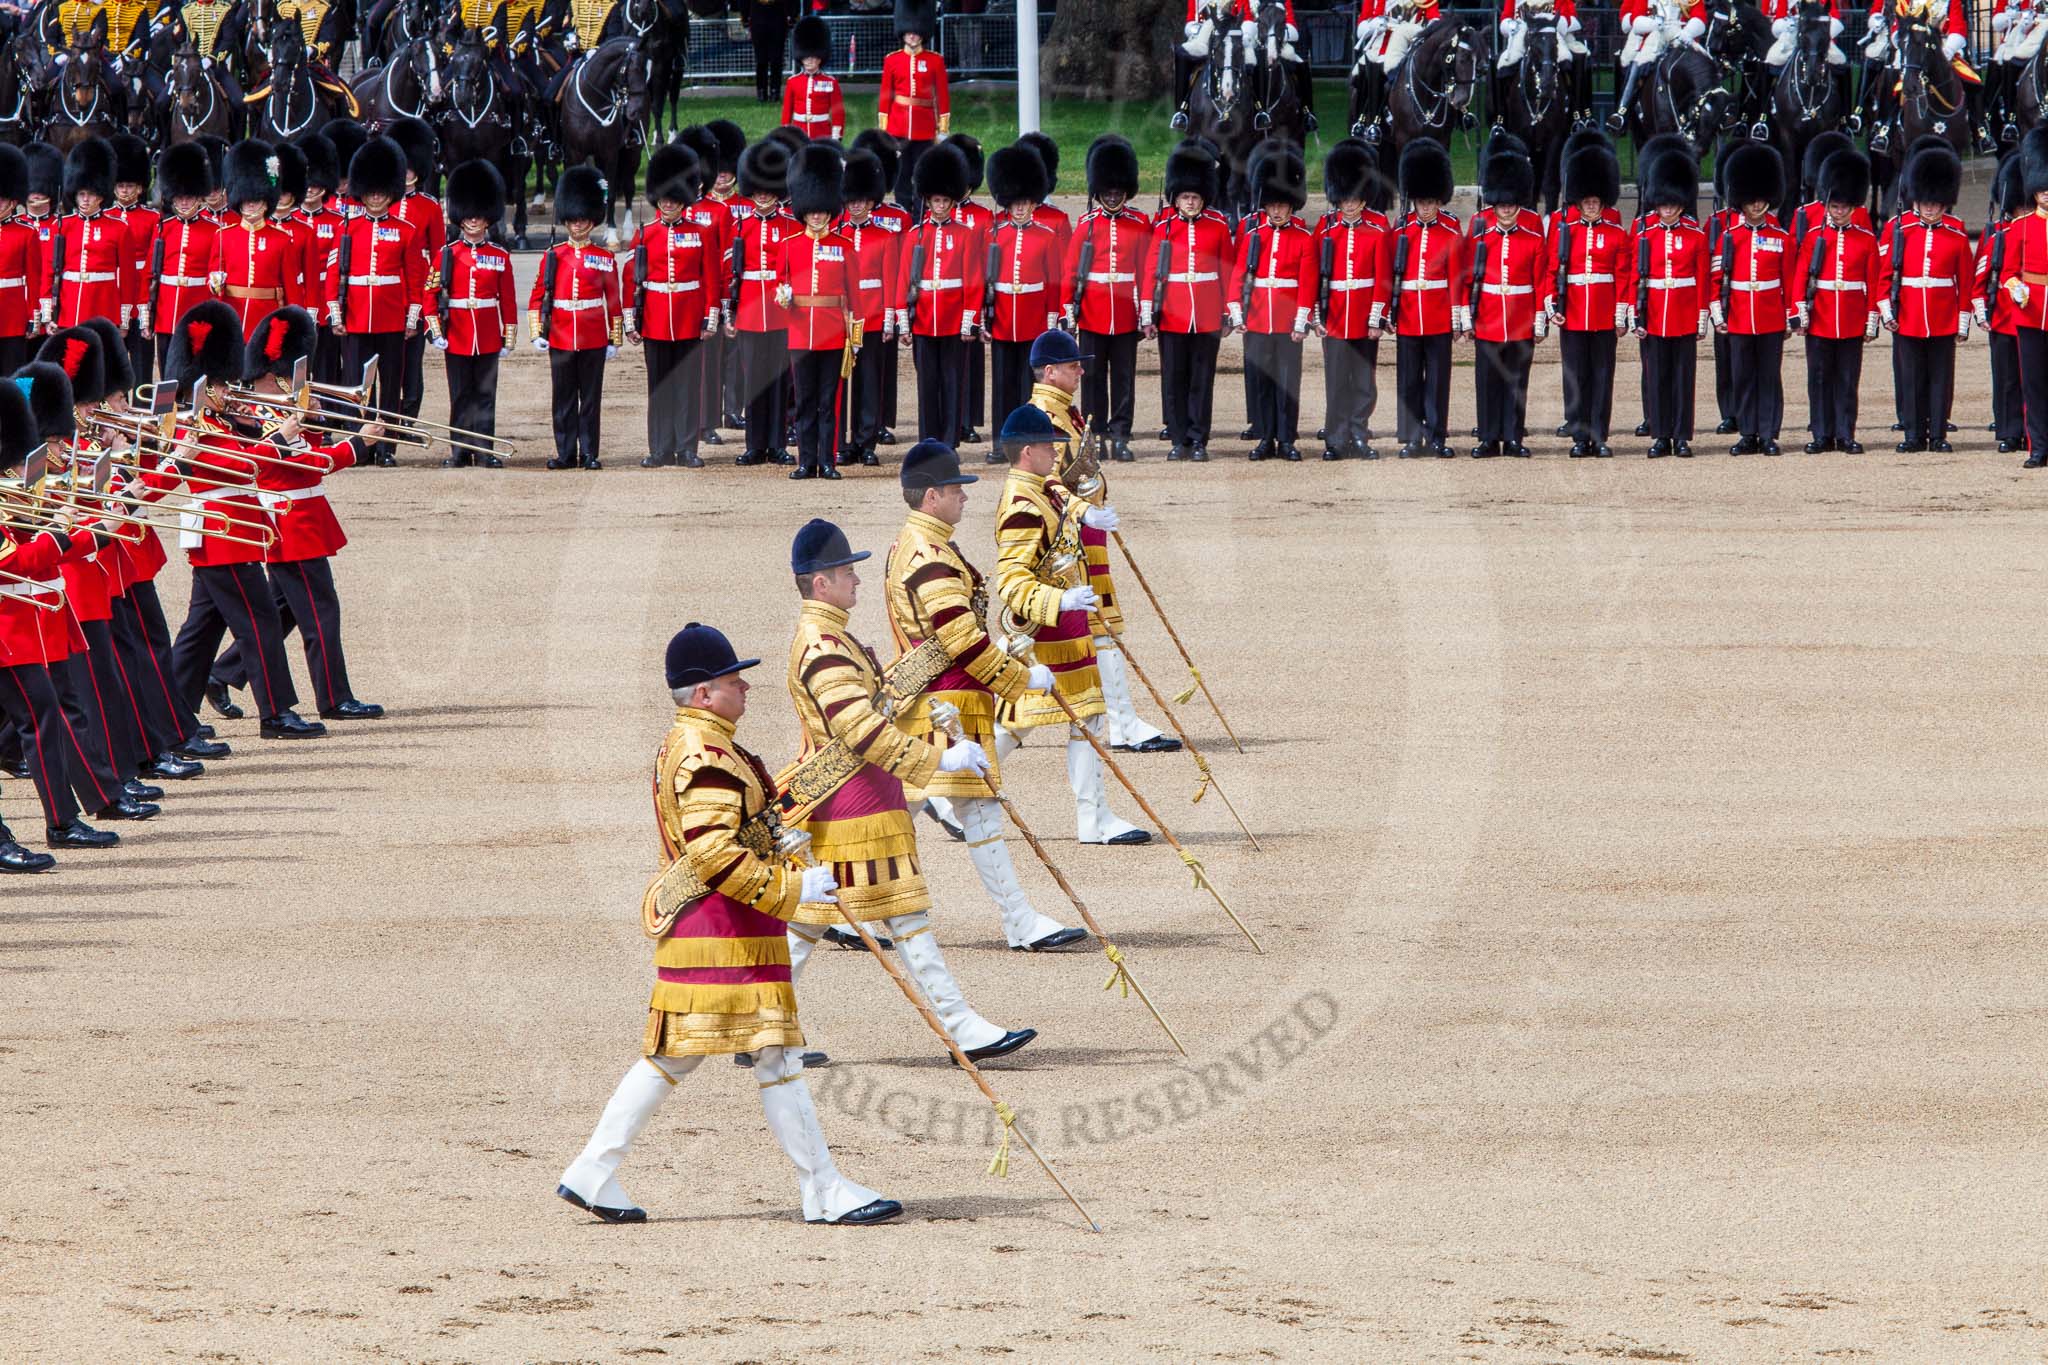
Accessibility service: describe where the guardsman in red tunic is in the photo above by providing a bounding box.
[896,141,984,446]
[19,142,62,252]
[1061,136,1145,462]
[1466,153,1551,458]
[266,142,317,312]
[837,148,899,468]
[387,118,448,445]
[674,125,737,454]
[1019,132,1071,259]
[528,166,622,470]
[780,17,845,142]
[1313,142,1391,461]
[0,145,44,374]
[209,141,304,334]
[429,161,518,469]
[1141,142,1233,463]
[1975,154,2030,454]
[1550,142,1632,457]
[982,144,1063,457]
[147,143,220,394]
[1390,139,1463,458]
[725,140,797,467]
[1790,131,1876,247]
[107,133,158,386]
[1876,145,1974,451]
[47,139,134,331]
[1791,151,1880,453]
[879,0,949,208]
[1710,144,1794,455]
[1997,129,2048,466]
[325,137,427,467]
[1631,150,1711,457]
[293,132,348,386]
[851,130,910,444]
[775,144,860,481]
[947,135,994,446]
[624,145,722,470]
[1230,144,1316,462]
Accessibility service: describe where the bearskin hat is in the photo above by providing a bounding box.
[0,379,37,472]
[553,164,607,223]
[243,306,318,383]
[1250,141,1307,211]
[1635,133,1691,190]
[0,144,25,207]
[1818,149,1869,208]
[271,140,307,204]
[297,131,340,191]
[793,14,830,63]
[63,137,115,206]
[24,142,61,204]
[678,125,722,182]
[15,363,75,444]
[707,119,747,175]
[788,141,844,219]
[1322,140,1376,205]
[1723,142,1784,210]
[167,300,243,388]
[1800,129,1854,196]
[387,115,438,187]
[942,133,983,192]
[851,128,900,185]
[986,142,1050,207]
[1398,136,1453,204]
[1990,151,2023,217]
[37,326,106,408]
[1017,130,1059,191]
[1564,145,1621,207]
[325,118,367,183]
[1086,134,1139,199]
[1482,128,1529,165]
[1904,144,1961,207]
[81,317,131,403]
[1481,150,1534,208]
[912,139,970,202]
[644,142,697,208]
[110,131,150,191]
[841,149,889,205]
[2021,125,2048,198]
[738,139,789,199]
[1643,149,1698,215]
[157,142,213,207]
[895,0,937,38]
[447,158,506,225]
[348,136,407,203]
[1163,140,1219,205]
[767,124,809,158]
[224,139,282,212]
[195,135,228,186]
[1562,126,1613,165]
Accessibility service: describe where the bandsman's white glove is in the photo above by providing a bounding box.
[1080,505,1119,531]
[1026,663,1054,691]
[938,740,991,776]
[431,335,449,350]
[532,337,550,350]
[799,864,838,904]
[606,344,619,358]
[1059,584,1099,612]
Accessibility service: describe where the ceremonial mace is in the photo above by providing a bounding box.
[928,699,1187,1057]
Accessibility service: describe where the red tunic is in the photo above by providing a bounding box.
[0,220,44,338]
[326,211,428,334]
[296,204,347,308]
[1032,201,1072,263]
[1467,218,1552,342]
[1392,211,1464,337]
[1062,206,1148,335]
[0,527,75,667]
[256,430,359,562]
[1876,215,1973,337]
[528,240,621,350]
[47,212,134,327]
[173,417,276,570]
[434,238,518,353]
[622,217,721,342]
[109,202,159,324]
[1548,215,1635,330]
[1230,216,1317,334]
[878,47,948,142]
[780,71,846,141]
[208,219,305,332]
[150,214,219,333]
[1790,222,1880,338]
[1632,218,1711,336]
[836,213,900,331]
[1714,218,1794,334]
[985,217,1062,342]
[1141,210,1234,333]
[727,205,797,334]
[1988,211,2048,332]
[1314,211,1392,338]
[395,189,448,254]
[777,227,858,352]
[896,214,985,336]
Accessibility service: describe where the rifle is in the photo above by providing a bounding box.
[1389,216,1411,331]
[50,223,67,323]
[633,236,648,323]
[1554,219,1572,320]
[1990,219,2009,304]
[1635,231,1651,329]
[907,223,928,332]
[1069,217,1095,329]
[438,242,453,321]
[1239,221,1262,324]
[727,216,746,330]
[984,224,1001,333]
[337,223,354,329]
[1888,216,1905,320]
[1150,228,1171,326]
[149,228,165,321]
[1794,203,1809,254]
[1467,230,1490,326]
[1317,233,1333,329]
[1718,228,1735,318]
[540,244,559,338]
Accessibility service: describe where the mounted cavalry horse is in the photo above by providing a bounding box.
[166,40,239,143]
[617,0,683,137]
[1491,2,1576,210]
[349,10,448,124]
[1614,11,1738,157]
[437,21,534,244]
[1870,5,1971,207]
[552,31,648,241]
[0,23,49,146]
[42,25,127,151]
[1177,0,1312,209]
[1351,12,1479,174]
[244,14,355,141]
[1750,0,1853,218]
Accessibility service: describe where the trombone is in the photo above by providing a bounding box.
[223,389,430,453]
[0,563,66,613]
[300,356,514,454]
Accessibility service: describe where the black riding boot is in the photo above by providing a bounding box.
[1609,60,1644,131]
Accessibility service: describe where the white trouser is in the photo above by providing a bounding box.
[790,911,1005,1051]
[1095,639,1165,747]
[992,718,1145,842]
[1238,18,1301,62]
[1499,17,1527,67]
[1767,18,1848,65]
[956,794,1074,947]
[1998,16,2048,60]
[1376,19,1424,71]
[1182,17,1215,58]
[557,1050,884,1223]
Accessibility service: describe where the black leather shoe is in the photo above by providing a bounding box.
[1433,442,1455,458]
[639,452,675,467]
[1247,439,1270,461]
[1842,441,1864,454]
[581,457,602,470]
[1281,443,1302,462]
[1508,442,1530,458]
[956,1027,1037,1063]
[800,1049,830,1067]
[124,779,164,801]
[859,448,879,466]
[734,449,767,467]
[0,759,27,779]
[557,1184,646,1224]
[260,711,328,739]
[816,1197,903,1226]
[441,452,474,468]
[1930,440,1953,453]
[1569,440,1591,457]
[0,840,55,872]
[1648,439,1672,458]
[320,699,385,720]
[877,427,898,445]
[1896,439,1925,453]
[681,450,704,468]
[1762,440,1781,456]
[1358,445,1381,460]
[823,925,892,951]
[175,737,230,759]
[1238,424,1255,440]
[1097,828,1152,845]
[1556,422,1572,438]
[195,723,215,738]
[546,455,575,470]
[480,453,505,468]
[1729,437,1752,456]
[374,451,397,467]
[1015,926,1090,952]
[1397,441,1421,458]
[1634,420,1649,437]
[1189,444,1209,462]
[1321,446,1343,461]
[47,820,118,849]
[1675,442,1694,457]
[1166,445,1185,461]
[1111,440,1135,462]
[701,429,723,445]
[1471,442,1497,458]
[1111,734,1182,753]
[1804,439,1827,453]
[142,753,203,780]
[820,465,842,479]
[1998,440,2019,454]
[789,465,817,480]
[205,680,244,719]
[94,796,159,821]
[1715,417,1737,435]
[1596,444,1614,457]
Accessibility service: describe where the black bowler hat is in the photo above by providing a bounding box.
[665,622,760,690]
[1027,328,1090,369]
[791,518,871,576]
[900,439,978,493]
[998,403,1063,454]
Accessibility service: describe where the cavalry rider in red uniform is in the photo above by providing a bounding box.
[0,145,45,375]
[896,140,984,446]
[1390,138,1462,457]
[1313,140,1392,461]
[983,142,1063,453]
[777,143,861,482]
[1062,135,1146,463]
[209,141,307,334]
[624,143,722,470]
[1631,148,1711,457]
[1142,141,1233,463]
[837,147,900,469]
[1175,0,1313,132]
[1354,0,1445,142]
[324,137,428,468]
[1466,151,1550,458]
[1231,143,1316,462]
[429,160,520,469]
[1550,139,1633,457]
[1860,0,1976,153]
[1992,129,2048,466]
[1609,0,1709,132]
[1790,150,1880,453]
[1877,143,1975,451]
[1496,0,1593,128]
[781,17,845,143]
[1711,144,1796,456]
[47,139,135,333]
[879,0,949,210]
[529,165,623,470]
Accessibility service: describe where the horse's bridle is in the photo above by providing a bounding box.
[1406,26,1470,128]
[174,56,219,132]
[573,44,631,126]
[449,49,499,128]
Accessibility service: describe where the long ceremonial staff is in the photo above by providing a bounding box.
[777,826,1103,1232]
[1109,530,1245,754]
[929,700,1187,1057]
[1098,623,1260,852]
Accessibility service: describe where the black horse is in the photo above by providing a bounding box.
[1874,11,1970,208]
[618,0,683,136]
[1624,33,1737,157]
[167,42,239,144]
[1376,19,1479,175]
[350,23,447,124]
[247,19,350,142]
[42,31,126,151]
[1705,0,1773,137]
[438,27,533,244]
[1493,8,1573,210]
[1758,2,1851,216]
[555,34,648,241]
[0,25,46,145]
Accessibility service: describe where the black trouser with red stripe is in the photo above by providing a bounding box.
[1891,333,1955,445]
[116,579,199,752]
[0,663,80,831]
[348,330,409,463]
[789,348,842,474]
[49,656,124,813]
[1804,334,1864,446]
[171,562,298,719]
[213,558,353,715]
[77,617,148,779]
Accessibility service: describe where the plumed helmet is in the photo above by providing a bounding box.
[1904,143,1961,207]
[1561,126,1614,166]
[895,0,937,38]
[644,142,698,208]
[941,133,983,192]
[1398,136,1453,204]
[850,128,900,184]
[347,136,407,203]
[324,118,367,182]
[167,299,244,388]
[986,142,1051,207]
[81,317,130,402]
[1017,131,1059,191]
[36,326,106,408]
[678,125,723,181]
[1723,142,1784,209]
[242,306,319,382]
[1085,134,1139,199]
[912,139,970,202]
[271,140,307,203]
[24,142,62,203]
[447,158,507,225]
[0,144,25,206]
[1643,149,1699,215]
[1322,139,1376,204]
[387,115,438,186]
[15,363,76,444]
[1163,140,1219,205]
[1564,145,1621,207]
[1249,141,1307,211]
[738,138,790,198]
[787,141,844,218]
[63,136,116,206]
[553,164,608,223]
[793,14,830,63]
[1818,149,1869,208]
[2021,125,2048,198]
[224,139,282,212]
[156,141,213,206]
[707,119,747,174]
[1800,128,1854,196]
[1480,150,1534,208]
[110,131,150,190]
[842,149,889,205]
[0,379,37,472]
[297,131,340,191]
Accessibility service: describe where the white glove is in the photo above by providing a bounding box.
[1226,302,1244,328]
[1681,15,1705,40]
[1632,13,1658,33]
[532,337,549,350]
[1709,300,1726,329]
[1771,17,1790,35]
[1453,304,1471,333]
[1697,312,1710,338]
[208,270,226,290]
[774,283,793,307]
[1994,9,2013,30]
[1864,11,1884,34]
[938,740,991,775]
[1943,32,1966,58]
[1614,303,1630,331]
[2008,279,2033,308]
[705,310,720,334]
[1957,311,1972,341]
[431,335,449,350]
[1059,584,1100,612]
[1080,505,1119,531]
[799,864,839,904]
[1533,312,1549,342]
[1026,663,1054,691]
[1864,312,1881,340]
[960,316,976,340]
[1500,17,1522,35]
[606,344,619,359]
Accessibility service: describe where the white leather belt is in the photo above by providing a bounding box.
[1402,279,1447,291]
[447,297,500,309]
[742,269,777,281]
[1251,276,1293,288]
[1728,280,1778,292]
[644,280,700,293]
[1646,278,1689,289]
[554,297,607,311]
[922,277,962,290]
[0,576,62,601]
[0,276,22,288]
[1566,272,1614,284]
[1813,279,1866,291]
[1166,271,1217,283]
[1327,278,1376,291]
[64,271,117,283]
[179,490,261,549]
[269,484,327,501]
[993,282,1043,294]
[1901,276,1954,287]
[792,111,829,122]
[161,274,209,287]
[858,277,884,289]
[1086,271,1135,283]
[346,274,401,285]
[1481,283,1533,295]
